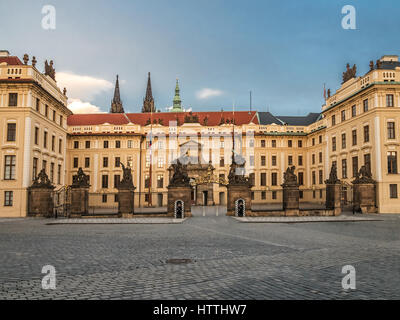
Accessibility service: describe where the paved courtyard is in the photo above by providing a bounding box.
[0,212,400,299]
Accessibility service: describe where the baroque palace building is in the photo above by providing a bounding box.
[1,50,400,216]
[0,50,71,217]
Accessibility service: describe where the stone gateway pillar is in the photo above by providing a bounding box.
[227,184,251,216]
[325,163,342,216]
[167,186,192,218]
[226,153,252,216]
[281,166,299,216]
[117,163,136,218]
[28,169,55,217]
[167,160,192,217]
[69,168,90,218]
[352,165,377,214]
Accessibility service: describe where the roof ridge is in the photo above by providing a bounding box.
[122,113,131,123]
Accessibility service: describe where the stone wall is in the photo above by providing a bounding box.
[353,183,377,213]
[28,188,53,217]
[246,209,337,217]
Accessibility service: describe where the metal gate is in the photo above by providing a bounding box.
[340,182,354,212]
[53,186,71,218]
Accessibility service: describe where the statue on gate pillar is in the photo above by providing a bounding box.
[352,165,377,213]
[353,165,374,184]
[117,163,136,217]
[167,159,192,217]
[325,162,340,184]
[281,166,299,215]
[31,169,54,189]
[70,168,90,217]
[226,151,252,216]
[282,166,298,187]
[325,163,341,215]
[169,160,190,187]
[119,163,134,189]
[28,169,55,217]
[71,168,90,188]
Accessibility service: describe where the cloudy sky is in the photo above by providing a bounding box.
[1,0,400,115]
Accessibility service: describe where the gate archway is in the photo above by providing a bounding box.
[191,169,228,206]
[340,182,353,211]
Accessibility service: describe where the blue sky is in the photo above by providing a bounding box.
[1,0,400,115]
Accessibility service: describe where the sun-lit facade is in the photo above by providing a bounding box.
[1,51,400,216]
[323,55,400,213]
[0,50,71,217]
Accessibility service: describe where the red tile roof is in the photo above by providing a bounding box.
[67,111,259,126]
[0,56,23,65]
[67,113,129,126]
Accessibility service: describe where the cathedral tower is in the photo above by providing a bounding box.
[110,75,124,113]
[142,72,155,113]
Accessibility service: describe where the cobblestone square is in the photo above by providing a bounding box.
[1,213,400,299]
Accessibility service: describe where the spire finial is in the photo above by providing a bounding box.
[142,72,155,113]
[110,74,124,113]
[171,78,182,112]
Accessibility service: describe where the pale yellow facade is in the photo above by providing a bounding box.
[1,52,400,216]
[0,51,71,217]
[323,55,400,213]
[66,118,329,209]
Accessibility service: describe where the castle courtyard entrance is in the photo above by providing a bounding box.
[171,139,228,210]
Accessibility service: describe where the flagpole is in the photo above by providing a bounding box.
[148,107,153,207]
[232,100,235,161]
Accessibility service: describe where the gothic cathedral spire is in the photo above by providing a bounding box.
[142,72,155,113]
[110,75,124,113]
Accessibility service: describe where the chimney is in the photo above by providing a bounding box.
[0,50,10,57]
